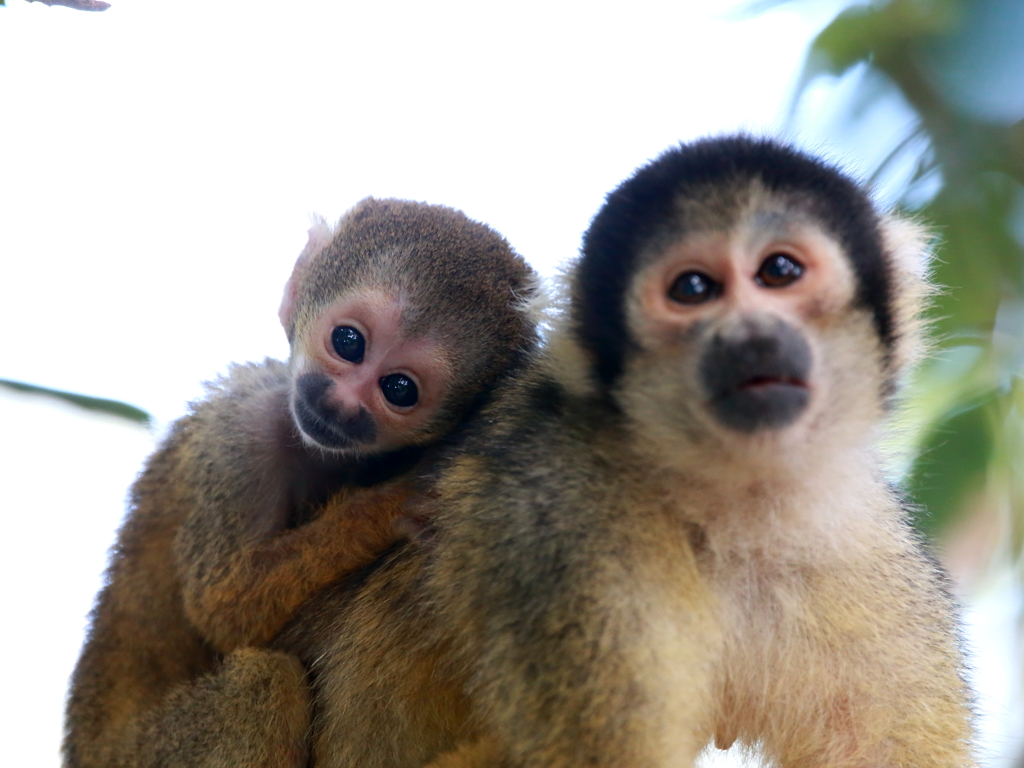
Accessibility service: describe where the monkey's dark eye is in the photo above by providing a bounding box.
[669,271,721,305]
[331,326,365,363]
[380,374,419,408]
[757,253,804,288]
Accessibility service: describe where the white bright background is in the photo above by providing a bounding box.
[0,0,1019,765]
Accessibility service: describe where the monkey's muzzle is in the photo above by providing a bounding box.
[292,372,378,450]
[699,319,811,433]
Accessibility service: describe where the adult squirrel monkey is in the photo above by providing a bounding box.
[277,137,974,768]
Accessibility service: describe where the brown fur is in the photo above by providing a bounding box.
[62,199,538,768]
[264,141,974,768]
[69,141,973,768]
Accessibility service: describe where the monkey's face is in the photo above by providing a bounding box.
[617,205,886,468]
[288,289,454,456]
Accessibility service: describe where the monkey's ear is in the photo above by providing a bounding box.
[880,213,937,376]
[280,216,334,338]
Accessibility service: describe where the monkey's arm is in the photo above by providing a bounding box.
[421,739,501,768]
[429,437,721,768]
[759,525,976,768]
[131,648,311,768]
[170,374,417,654]
[63,389,316,768]
[176,475,416,654]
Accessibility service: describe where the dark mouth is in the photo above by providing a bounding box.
[293,397,356,450]
[292,372,377,451]
[292,397,378,451]
[736,376,808,391]
[698,319,814,434]
[708,376,811,433]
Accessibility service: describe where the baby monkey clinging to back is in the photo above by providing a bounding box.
[63,198,538,768]
[290,137,974,768]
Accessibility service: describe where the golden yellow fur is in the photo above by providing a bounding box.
[70,139,972,768]
[269,139,973,768]
[63,199,538,768]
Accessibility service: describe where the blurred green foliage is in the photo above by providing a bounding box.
[781,0,1024,563]
[0,378,152,426]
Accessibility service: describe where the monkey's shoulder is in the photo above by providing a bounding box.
[172,359,292,452]
[438,366,632,540]
[123,359,295,527]
[194,358,291,406]
[455,363,610,462]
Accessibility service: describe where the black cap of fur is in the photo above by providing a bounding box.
[574,136,895,388]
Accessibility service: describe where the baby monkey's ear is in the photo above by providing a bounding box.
[280,215,334,340]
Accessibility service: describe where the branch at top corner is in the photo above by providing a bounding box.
[26,0,111,11]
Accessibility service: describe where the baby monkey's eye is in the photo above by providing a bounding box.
[380,373,419,408]
[756,253,804,288]
[332,326,365,363]
[669,271,721,305]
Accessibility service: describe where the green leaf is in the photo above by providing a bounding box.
[0,379,152,426]
[906,398,993,536]
[810,0,956,75]
[922,175,1024,338]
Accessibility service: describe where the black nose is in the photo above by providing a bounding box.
[699,319,811,433]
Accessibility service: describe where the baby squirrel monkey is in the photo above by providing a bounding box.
[62,198,538,768]
[275,137,974,768]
